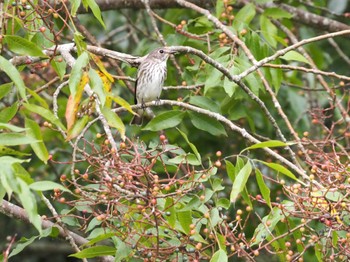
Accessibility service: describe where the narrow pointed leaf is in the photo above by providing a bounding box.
[0,146,31,157]
[69,52,89,96]
[29,181,71,193]
[0,123,26,132]
[177,128,201,163]
[255,169,272,209]
[66,72,88,131]
[23,103,66,131]
[0,133,38,146]
[230,161,252,203]
[143,111,185,131]
[0,56,27,100]
[281,51,310,64]
[101,106,125,140]
[25,118,49,163]
[260,161,297,180]
[89,69,107,106]
[69,246,116,258]
[83,0,106,28]
[242,140,288,152]
[109,95,134,114]
[66,116,89,141]
[188,111,227,136]
[210,249,228,262]
[4,35,46,57]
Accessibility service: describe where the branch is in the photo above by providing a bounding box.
[265,2,350,33]
[236,30,350,82]
[264,64,350,82]
[76,0,214,10]
[0,200,113,261]
[111,100,318,185]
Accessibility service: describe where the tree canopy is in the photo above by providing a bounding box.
[1,0,350,261]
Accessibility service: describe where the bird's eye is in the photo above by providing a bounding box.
[159,49,164,54]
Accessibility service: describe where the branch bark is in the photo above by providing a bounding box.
[0,200,114,262]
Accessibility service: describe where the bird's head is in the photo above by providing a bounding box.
[148,47,176,62]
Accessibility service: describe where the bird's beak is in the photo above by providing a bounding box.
[167,49,177,54]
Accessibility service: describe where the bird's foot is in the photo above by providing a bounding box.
[155,98,161,106]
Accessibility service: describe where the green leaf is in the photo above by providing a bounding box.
[168,153,201,166]
[17,179,42,233]
[251,207,284,246]
[101,106,125,140]
[242,140,288,152]
[4,35,46,57]
[73,32,87,55]
[9,236,38,258]
[264,7,293,19]
[164,198,176,228]
[82,233,116,247]
[225,160,235,182]
[280,50,310,64]
[70,246,116,258]
[210,249,228,262]
[188,111,227,136]
[260,161,298,180]
[25,118,49,163]
[255,169,272,209]
[23,103,66,131]
[69,52,89,96]
[71,0,82,16]
[0,133,38,146]
[115,237,132,262]
[230,161,252,203]
[212,177,225,192]
[51,57,66,80]
[177,211,192,234]
[177,128,201,164]
[109,95,134,115]
[29,181,71,193]
[66,115,89,141]
[0,83,13,100]
[315,243,323,262]
[260,15,277,48]
[0,123,26,132]
[26,88,49,109]
[0,146,31,157]
[209,208,222,227]
[189,96,220,113]
[0,103,19,123]
[143,111,185,131]
[204,68,222,93]
[223,67,240,97]
[216,234,227,254]
[89,68,107,106]
[82,0,106,28]
[0,56,27,100]
[217,198,230,209]
[233,3,256,31]
[269,62,283,92]
[13,163,33,184]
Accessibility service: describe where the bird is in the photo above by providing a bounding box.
[130,47,175,125]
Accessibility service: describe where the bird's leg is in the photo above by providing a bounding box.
[141,99,146,110]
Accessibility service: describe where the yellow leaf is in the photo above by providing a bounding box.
[108,95,135,114]
[91,54,114,83]
[65,72,89,131]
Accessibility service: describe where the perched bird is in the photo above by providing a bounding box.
[130,47,175,125]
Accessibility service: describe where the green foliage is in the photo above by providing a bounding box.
[1,0,349,261]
